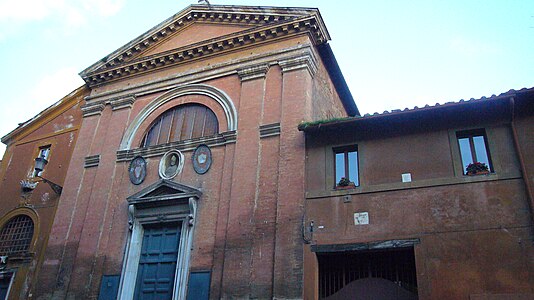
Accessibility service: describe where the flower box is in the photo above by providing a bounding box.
[336,177,356,189]
[466,162,490,176]
[336,182,356,189]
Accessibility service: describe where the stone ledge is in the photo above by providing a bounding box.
[84,45,317,104]
[306,172,523,199]
[116,131,237,162]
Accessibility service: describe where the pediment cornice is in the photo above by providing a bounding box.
[79,5,330,87]
[127,179,201,205]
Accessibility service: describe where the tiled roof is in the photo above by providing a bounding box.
[299,86,533,131]
[361,87,534,118]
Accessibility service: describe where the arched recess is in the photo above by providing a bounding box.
[0,207,40,257]
[120,84,238,150]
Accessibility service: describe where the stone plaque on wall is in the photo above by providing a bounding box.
[354,212,369,225]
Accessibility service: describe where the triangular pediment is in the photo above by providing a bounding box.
[140,23,253,59]
[127,179,201,205]
[79,4,330,86]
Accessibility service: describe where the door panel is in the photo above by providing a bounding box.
[134,223,181,300]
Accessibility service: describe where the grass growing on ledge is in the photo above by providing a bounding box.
[298,116,356,130]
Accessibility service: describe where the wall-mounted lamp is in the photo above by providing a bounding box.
[34,157,63,195]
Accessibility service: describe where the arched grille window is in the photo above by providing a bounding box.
[142,104,218,147]
[0,215,34,256]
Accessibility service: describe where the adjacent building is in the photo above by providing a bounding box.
[299,88,534,299]
[0,86,88,299]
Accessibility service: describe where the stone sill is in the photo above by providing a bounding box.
[306,172,522,200]
[116,131,236,162]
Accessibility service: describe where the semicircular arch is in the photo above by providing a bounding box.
[0,207,40,254]
[120,84,237,150]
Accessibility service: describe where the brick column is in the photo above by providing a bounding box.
[66,97,135,297]
[273,55,316,299]
[35,102,105,297]
[219,64,268,298]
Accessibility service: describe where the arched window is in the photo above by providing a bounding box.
[0,215,34,256]
[141,104,218,147]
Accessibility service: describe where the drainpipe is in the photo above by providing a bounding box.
[509,97,534,226]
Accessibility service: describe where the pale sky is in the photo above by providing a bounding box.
[0,0,533,156]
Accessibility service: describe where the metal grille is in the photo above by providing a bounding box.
[318,248,418,299]
[0,215,34,256]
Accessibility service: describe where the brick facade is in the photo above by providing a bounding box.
[30,5,353,300]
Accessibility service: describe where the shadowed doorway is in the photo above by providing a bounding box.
[318,247,418,300]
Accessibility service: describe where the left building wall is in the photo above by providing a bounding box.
[0,86,88,299]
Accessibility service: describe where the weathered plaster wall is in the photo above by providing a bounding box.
[0,87,86,300]
[303,121,534,299]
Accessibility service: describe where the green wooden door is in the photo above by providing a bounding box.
[134,222,181,300]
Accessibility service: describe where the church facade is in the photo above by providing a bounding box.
[31,4,355,299]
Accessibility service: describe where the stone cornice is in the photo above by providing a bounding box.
[81,5,328,78]
[81,13,328,87]
[84,45,318,104]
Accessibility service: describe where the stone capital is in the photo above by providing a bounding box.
[278,55,318,77]
[81,103,105,118]
[110,95,136,111]
[237,64,270,82]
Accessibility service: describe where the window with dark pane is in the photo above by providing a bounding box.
[142,104,218,147]
[457,129,493,174]
[0,215,34,256]
[334,146,359,187]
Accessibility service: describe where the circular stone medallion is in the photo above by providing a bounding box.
[192,144,212,174]
[159,150,184,180]
[128,156,147,185]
